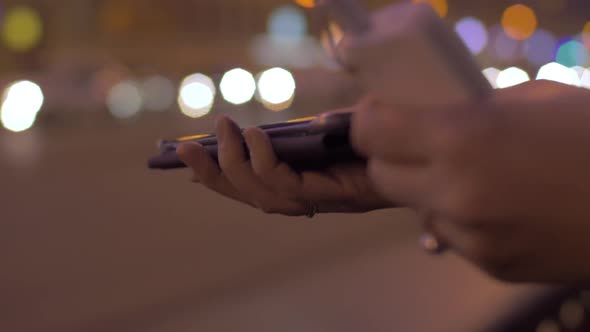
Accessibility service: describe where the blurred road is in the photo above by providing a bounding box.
[0,114,543,332]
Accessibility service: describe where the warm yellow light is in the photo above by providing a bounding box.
[501,4,538,40]
[411,0,448,18]
[294,0,316,8]
[99,2,135,33]
[1,6,43,52]
[287,116,317,123]
[176,134,213,142]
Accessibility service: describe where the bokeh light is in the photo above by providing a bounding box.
[178,73,216,118]
[99,1,136,33]
[455,17,488,55]
[524,29,557,66]
[496,67,530,88]
[536,62,581,86]
[492,26,522,61]
[141,76,175,112]
[107,80,143,119]
[555,39,589,67]
[536,319,561,332]
[219,68,257,105]
[1,6,43,52]
[583,22,590,49]
[258,68,296,110]
[411,0,448,18]
[482,67,501,89]
[294,0,316,8]
[580,69,590,89]
[268,5,307,43]
[571,66,587,78]
[501,4,537,40]
[559,299,585,330]
[1,81,44,132]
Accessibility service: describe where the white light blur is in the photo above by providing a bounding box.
[496,67,530,88]
[536,62,581,86]
[219,68,256,105]
[257,67,296,105]
[482,67,501,89]
[1,80,44,132]
[581,69,590,89]
[178,73,216,118]
[107,80,143,119]
[571,66,587,79]
[142,76,175,112]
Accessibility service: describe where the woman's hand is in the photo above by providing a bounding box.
[352,80,590,283]
[177,110,393,217]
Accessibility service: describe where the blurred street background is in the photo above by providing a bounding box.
[1,0,589,331]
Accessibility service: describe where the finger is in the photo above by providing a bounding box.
[243,127,302,199]
[216,116,302,211]
[350,99,433,163]
[366,158,431,207]
[176,142,251,205]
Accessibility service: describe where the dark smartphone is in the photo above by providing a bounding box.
[147,112,364,171]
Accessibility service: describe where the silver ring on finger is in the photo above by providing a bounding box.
[419,232,448,255]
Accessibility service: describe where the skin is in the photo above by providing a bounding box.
[176,108,393,216]
[351,80,590,283]
[178,80,590,284]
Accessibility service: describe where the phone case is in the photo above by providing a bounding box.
[147,112,364,171]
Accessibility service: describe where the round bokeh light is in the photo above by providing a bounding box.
[219,68,257,105]
[455,17,488,55]
[178,73,216,118]
[257,68,296,107]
